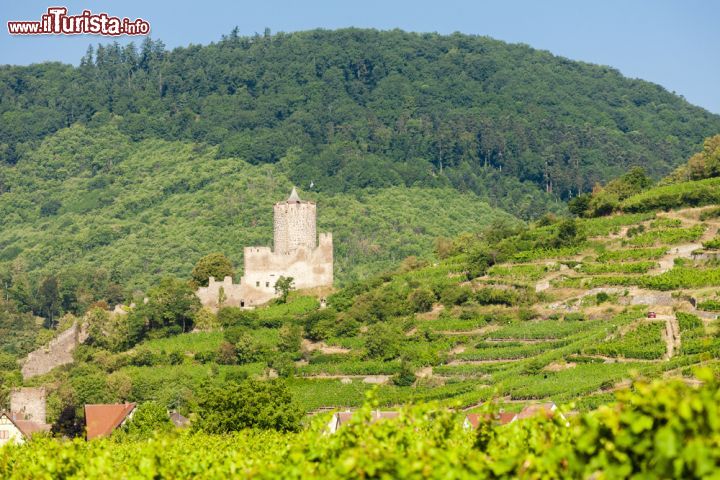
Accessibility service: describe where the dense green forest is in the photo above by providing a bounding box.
[0,121,517,315]
[2,29,719,214]
[2,28,720,314]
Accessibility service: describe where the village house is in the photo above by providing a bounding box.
[170,411,190,428]
[0,387,52,446]
[327,410,399,434]
[0,411,51,446]
[463,402,568,430]
[85,403,136,440]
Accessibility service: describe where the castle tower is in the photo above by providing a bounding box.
[273,187,317,254]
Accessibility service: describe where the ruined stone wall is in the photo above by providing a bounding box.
[10,387,46,423]
[630,292,674,306]
[21,322,88,380]
[273,201,316,254]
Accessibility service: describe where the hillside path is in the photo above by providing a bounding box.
[661,314,681,360]
[653,210,720,274]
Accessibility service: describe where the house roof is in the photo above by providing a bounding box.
[464,411,518,429]
[497,412,518,425]
[464,413,482,429]
[516,402,557,420]
[85,403,136,440]
[169,412,189,428]
[333,410,399,427]
[0,411,51,438]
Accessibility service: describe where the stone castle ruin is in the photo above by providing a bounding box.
[196,188,333,308]
[9,387,47,424]
[21,322,88,380]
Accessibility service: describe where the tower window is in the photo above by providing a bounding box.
[256,281,259,287]
[265,282,270,288]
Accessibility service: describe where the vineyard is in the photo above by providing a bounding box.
[11,205,720,420]
[4,186,720,478]
[0,374,719,479]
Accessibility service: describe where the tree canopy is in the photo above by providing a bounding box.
[191,253,234,287]
[193,379,302,433]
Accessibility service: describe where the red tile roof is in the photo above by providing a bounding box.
[85,403,136,440]
[465,411,517,429]
[516,402,557,420]
[465,413,481,429]
[0,412,51,439]
[497,412,518,425]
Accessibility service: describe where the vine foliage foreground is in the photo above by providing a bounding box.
[0,370,719,479]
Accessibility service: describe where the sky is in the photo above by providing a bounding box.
[2,0,719,113]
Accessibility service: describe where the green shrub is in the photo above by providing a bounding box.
[191,253,234,288]
[302,309,338,341]
[407,287,436,313]
[438,285,472,306]
[702,237,720,249]
[223,326,248,345]
[621,177,720,212]
[625,225,704,247]
[392,360,417,387]
[596,247,667,262]
[217,307,258,328]
[216,341,238,365]
[130,348,159,367]
[700,206,720,220]
[580,261,656,274]
[697,299,720,311]
[364,323,403,360]
[118,402,173,439]
[193,379,302,433]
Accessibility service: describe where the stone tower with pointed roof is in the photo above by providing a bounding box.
[273,187,317,255]
[196,187,333,308]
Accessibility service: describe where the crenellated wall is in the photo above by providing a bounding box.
[196,234,333,309]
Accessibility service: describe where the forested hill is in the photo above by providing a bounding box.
[2,28,720,216]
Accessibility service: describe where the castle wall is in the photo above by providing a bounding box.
[10,387,46,423]
[21,322,88,380]
[244,232,332,290]
[196,234,333,309]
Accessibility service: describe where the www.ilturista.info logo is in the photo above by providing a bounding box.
[7,7,150,36]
